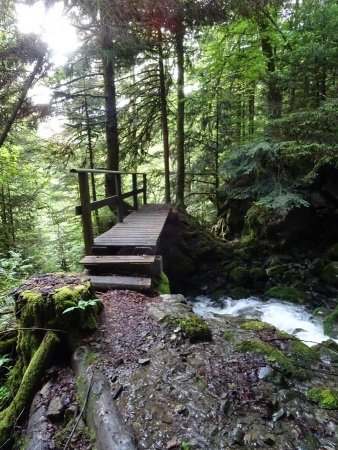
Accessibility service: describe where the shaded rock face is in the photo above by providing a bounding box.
[219,166,338,246]
[90,291,338,450]
[158,210,226,294]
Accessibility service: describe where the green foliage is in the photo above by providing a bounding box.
[62,299,101,314]
[0,251,33,293]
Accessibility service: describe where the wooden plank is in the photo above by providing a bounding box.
[93,204,171,251]
[88,275,152,292]
[81,255,156,264]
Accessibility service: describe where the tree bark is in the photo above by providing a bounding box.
[0,55,44,148]
[259,21,282,119]
[101,21,119,198]
[158,29,171,204]
[175,23,186,209]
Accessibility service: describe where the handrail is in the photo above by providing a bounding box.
[70,168,145,175]
[71,168,147,255]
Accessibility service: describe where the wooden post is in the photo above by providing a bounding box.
[143,174,147,205]
[78,172,93,255]
[115,173,123,223]
[132,173,138,210]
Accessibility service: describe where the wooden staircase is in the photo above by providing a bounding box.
[71,168,171,292]
[80,255,162,292]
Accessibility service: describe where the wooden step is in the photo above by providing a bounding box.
[81,255,162,277]
[87,275,152,292]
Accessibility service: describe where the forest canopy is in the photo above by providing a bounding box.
[0,0,337,283]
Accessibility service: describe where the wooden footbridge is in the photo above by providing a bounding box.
[71,168,171,292]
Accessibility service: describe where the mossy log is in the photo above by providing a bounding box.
[0,276,103,447]
[72,346,138,450]
[0,331,60,447]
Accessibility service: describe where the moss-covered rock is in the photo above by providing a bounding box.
[266,264,287,278]
[323,305,338,339]
[307,387,338,409]
[169,315,212,343]
[325,243,338,261]
[230,287,249,299]
[154,271,170,295]
[249,267,267,282]
[240,320,274,332]
[265,285,308,304]
[230,266,249,285]
[320,262,338,287]
[235,333,317,380]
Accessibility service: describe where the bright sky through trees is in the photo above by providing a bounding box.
[16,1,79,66]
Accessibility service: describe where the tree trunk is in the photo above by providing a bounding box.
[259,21,282,119]
[248,82,255,135]
[158,29,171,204]
[101,21,119,198]
[0,55,44,148]
[175,23,186,209]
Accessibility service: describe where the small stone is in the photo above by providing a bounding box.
[220,398,231,414]
[188,438,198,448]
[161,415,173,424]
[166,438,180,449]
[113,357,124,367]
[46,397,64,421]
[264,434,276,446]
[272,408,285,422]
[138,358,150,366]
[174,404,188,415]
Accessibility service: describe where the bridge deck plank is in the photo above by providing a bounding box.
[93,204,171,252]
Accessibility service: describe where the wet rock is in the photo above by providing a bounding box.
[227,425,245,446]
[272,408,286,422]
[138,358,150,366]
[46,396,64,421]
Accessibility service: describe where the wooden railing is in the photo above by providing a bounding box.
[70,168,147,254]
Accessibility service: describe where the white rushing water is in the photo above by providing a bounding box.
[192,296,336,347]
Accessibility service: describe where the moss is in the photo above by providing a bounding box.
[235,338,310,380]
[223,331,235,341]
[266,265,287,278]
[240,320,274,331]
[307,387,338,409]
[320,262,338,287]
[323,305,338,339]
[0,337,16,355]
[326,244,338,260]
[230,266,249,285]
[0,331,60,446]
[154,271,170,294]
[230,287,248,299]
[84,351,101,366]
[276,331,319,366]
[249,267,267,282]
[265,285,308,304]
[169,315,212,343]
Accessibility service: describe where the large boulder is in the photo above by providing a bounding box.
[321,262,338,287]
